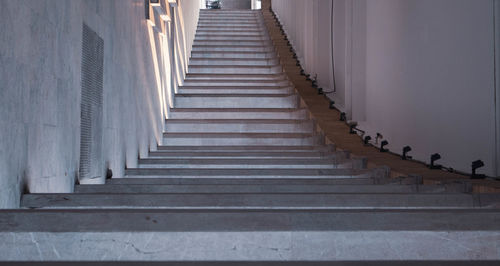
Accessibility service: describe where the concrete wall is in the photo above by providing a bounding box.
[272,0,498,177]
[222,0,252,9]
[0,0,199,208]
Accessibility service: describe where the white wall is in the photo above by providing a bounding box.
[0,0,199,208]
[272,0,498,177]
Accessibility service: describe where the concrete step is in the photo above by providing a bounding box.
[193,40,273,46]
[191,46,274,53]
[182,80,290,87]
[168,108,310,119]
[136,157,360,169]
[162,132,324,146]
[164,119,314,133]
[200,10,259,14]
[173,94,298,108]
[74,183,468,194]
[195,35,270,41]
[199,17,260,21]
[2,209,499,261]
[188,65,282,74]
[197,28,266,34]
[199,17,262,21]
[124,168,384,179]
[196,31,266,36]
[107,175,417,185]
[189,58,279,66]
[155,145,333,152]
[198,19,267,26]
[191,51,275,59]
[147,150,346,159]
[1,262,497,266]
[22,192,493,209]
[184,73,286,80]
[198,24,265,29]
[199,15,259,19]
[184,76,287,82]
[178,86,293,94]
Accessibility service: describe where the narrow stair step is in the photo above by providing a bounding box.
[188,65,282,74]
[74,183,468,194]
[168,108,310,119]
[164,119,315,133]
[162,132,323,146]
[173,94,298,108]
[191,51,276,59]
[21,193,489,209]
[136,158,359,169]
[189,58,279,66]
[124,168,385,179]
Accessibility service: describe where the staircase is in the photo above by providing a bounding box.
[3,9,500,264]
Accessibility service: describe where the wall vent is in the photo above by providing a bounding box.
[79,23,104,181]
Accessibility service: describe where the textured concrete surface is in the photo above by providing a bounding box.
[0,209,500,260]
[0,0,199,208]
[1,231,499,261]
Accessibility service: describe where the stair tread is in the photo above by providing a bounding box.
[22,193,481,209]
[138,158,339,164]
[4,209,499,231]
[156,145,328,150]
[163,132,317,138]
[165,119,309,123]
[175,94,294,97]
[170,108,306,112]
[74,184,466,194]
[189,64,279,68]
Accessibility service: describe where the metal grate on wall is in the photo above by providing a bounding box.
[79,23,104,181]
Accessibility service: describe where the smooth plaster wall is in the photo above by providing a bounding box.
[0,0,199,208]
[272,0,498,177]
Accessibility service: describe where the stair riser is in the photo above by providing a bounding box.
[191,52,275,59]
[194,35,272,42]
[198,24,265,28]
[192,47,274,52]
[198,23,262,27]
[124,168,377,179]
[195,36,270,41]
[178,88,293,94]
[21,193,478,209]
[161,136,323,146]
[193,41,273,46]
[155,145,334,151]
[107,177,413,185]
[197,31,266,36]
[189,58,279,66]
[199,16,259,19]
[174,95,298,108]
[185,75,286,80]
[168,110,309,120]
[188,66,282,74]
[200,13,259,15]
[181,81,290,86]
[164,121,314,133]
[148,151,343,159]
[74,184,465,194]
[137,164,339,169]
[136,160,361,170]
